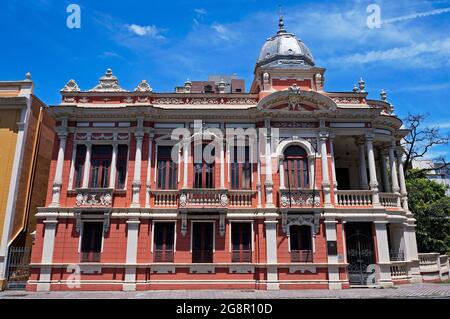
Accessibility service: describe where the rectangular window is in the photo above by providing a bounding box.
[153,222,175,262]
[157,146,178,189]
[80,222,103,262]
[74,145,86,188]
[231,146,252,189]
[194,145,215,188]
[90,145,112,188]
[231,223,252,262]
[116,145,128,189]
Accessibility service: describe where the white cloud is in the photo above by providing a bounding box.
[382,7,450,24]
[194,8,207,15]
[126,24,165,39]
[337,37,450,65]
[212,23,230,40]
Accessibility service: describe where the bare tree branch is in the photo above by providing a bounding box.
[402,113,450,178]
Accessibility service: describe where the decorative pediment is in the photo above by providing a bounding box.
[61,79,80,92]
[134,80,152,92]
[89,69,127,92]
[257,87,337,112]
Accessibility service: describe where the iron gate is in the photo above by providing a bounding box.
[346,226,376,286]
[6,247,31,290]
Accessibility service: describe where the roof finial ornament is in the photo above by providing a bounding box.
[277,5,286,34]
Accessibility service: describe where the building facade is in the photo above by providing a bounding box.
[28,19,422,291]
[412,159,450,196]
[0,74,55,289]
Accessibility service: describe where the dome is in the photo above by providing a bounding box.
[256,17,314,68]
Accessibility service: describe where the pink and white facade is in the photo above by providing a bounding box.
[28,19,422,291]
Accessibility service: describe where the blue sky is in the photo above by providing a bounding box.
[1,0,449,158]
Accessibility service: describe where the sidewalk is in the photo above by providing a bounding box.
[1,283,449,299]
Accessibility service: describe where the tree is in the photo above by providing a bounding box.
[406,171,450,254]
[402,113,449,179]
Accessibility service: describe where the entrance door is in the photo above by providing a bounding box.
[345,222,376,286]
[192,222,214,263]
[5,247,31,290]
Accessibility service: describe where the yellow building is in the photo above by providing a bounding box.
[0,73,54,289]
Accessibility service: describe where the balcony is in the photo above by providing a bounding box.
[152,189,256,209]
[279,189,321,208]
[336,190,401,208]
[75,188,113,207]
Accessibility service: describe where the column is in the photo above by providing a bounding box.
[329,134,338,204]
[68,144,77,190]
[183,138,189,188]
[108,143,118,189]
[278,155,285,189]
[357,138,369,190]
[264,218,279,290]
[388,142,400,194]
[324,219,342,290]
[374,221,393,287]
[145,135,153,208]
[124,217,140,291]
[308,155,315,189]
[81,143,92,188]
[396,147,409,210]
[220,140,225,189]
[366,134,380,206]
[264,119,274,207]
[256,132,262,208]
[380,149,390,192]
[37,217,58,292]
[319,131,331,207]
[50,132,67,207]
[131,132,144,207]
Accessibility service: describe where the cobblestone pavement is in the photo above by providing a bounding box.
[1,283,449,299]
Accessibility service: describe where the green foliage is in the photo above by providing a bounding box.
[407,176,450,254]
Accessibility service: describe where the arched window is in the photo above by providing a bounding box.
[284,145,309,189]
[289,225,313,262]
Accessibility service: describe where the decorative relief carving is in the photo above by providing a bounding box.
[272,121,318,128]
[332,97,362,104]
[92,133,114,141]
[282,214,320,235]
[89,69,127,92]
[61,79,80,92]
[134,80,152,92]
[280,191,320,208]
[220,194,228,207]
[152,97,257,105]
[75,191,113,207]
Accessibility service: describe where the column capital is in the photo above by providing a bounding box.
[365,132,375,141]
[134,131,144,140]
[318,130,329,140]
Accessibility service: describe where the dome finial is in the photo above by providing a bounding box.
[277,6,286,34]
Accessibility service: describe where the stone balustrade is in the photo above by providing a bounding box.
[418,253,450,282]
[229,190,256,207]
[379,192,401,207]
[152,190,179,207]
[336,190,373,206]
[390,261,409,279]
